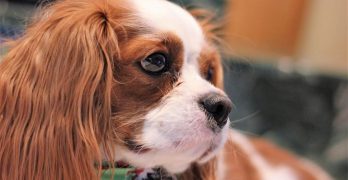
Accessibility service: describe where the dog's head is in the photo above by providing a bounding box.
[112,0,232,173]
[0,0,232,178]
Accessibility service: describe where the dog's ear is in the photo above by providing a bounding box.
[189,8,225,89]
[189,8,223,46]
[0,1,128,179]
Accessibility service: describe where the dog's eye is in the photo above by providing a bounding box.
[140,53,168,74]
[206,66,214,81]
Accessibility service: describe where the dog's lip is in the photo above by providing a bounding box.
[125,139,151,154]
[131,146,151,154]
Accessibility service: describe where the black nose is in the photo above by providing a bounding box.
[199,93,233,128]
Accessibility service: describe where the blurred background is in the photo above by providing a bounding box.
[1,0,347,179]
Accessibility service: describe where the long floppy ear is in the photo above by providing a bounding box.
[0,1,125,179]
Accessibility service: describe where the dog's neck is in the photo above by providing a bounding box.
[101,158,217,180]
[177,158,217,180]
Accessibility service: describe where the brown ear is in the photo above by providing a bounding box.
[189,8,223,45]
[0,1,123,179]
[190,8,226,90]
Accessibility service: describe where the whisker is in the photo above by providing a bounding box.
[230,111,260,124]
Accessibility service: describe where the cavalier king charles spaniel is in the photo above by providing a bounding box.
[0,0,332,179]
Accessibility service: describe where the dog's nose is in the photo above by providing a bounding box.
[199,93,232,128]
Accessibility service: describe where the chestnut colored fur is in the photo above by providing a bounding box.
[0,0,186,179]
[0,0,331,180]
[0,1,139,179]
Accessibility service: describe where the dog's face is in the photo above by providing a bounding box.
[110,0,232,173]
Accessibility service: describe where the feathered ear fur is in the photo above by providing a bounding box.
[189,8,223,45]
[0,0,124,179]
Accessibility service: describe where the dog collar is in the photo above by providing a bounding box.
[101,167,139,180]
[101,161,176,180]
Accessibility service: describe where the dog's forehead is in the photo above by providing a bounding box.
[130,0,204,62]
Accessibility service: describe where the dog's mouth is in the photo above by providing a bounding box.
[125,139,151,154]
[124,138,216,157]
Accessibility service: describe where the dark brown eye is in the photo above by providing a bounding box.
[206,66,214,81]
[140,53,168,74]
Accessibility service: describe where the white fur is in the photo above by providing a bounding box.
[130,0,204,61]
[115,0,231,173]
[216,147,227,180]
[230,130,299,180]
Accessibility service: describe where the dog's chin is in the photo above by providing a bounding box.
[115,120,229,173]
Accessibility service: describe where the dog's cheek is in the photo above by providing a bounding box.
[140,90,208,148]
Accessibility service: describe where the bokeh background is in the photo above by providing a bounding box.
[1,0,347,179]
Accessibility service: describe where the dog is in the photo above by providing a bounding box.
[0,0,332,179]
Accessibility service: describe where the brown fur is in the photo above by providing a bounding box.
[221,139,261,180]
[198,43,224,89]
[0,0,184,179]
[0,1,128,179]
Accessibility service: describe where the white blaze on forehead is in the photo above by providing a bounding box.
[130,0,204,62]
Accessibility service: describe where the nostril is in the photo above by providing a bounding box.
[214,101,231,127]
[199,93,233,129]
[203,101,219,114]
[215,103,224,114]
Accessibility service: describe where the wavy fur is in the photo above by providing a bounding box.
[0,1,125,179]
